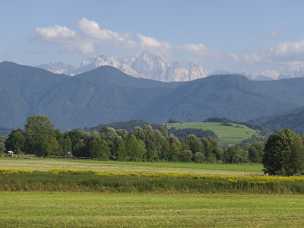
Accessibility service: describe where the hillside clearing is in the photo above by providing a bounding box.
[167,121,259,144]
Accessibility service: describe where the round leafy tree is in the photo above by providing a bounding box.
[263,129,304,176]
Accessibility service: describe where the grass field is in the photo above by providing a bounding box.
[0,192,303,227]
[1,158,303,227]
[0,158,263,176]
[167,121,259,144]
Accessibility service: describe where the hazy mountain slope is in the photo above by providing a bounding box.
[0,62,177,129]
[2,62,304,130]
[252,107,304,133]
[36,66,176,129]
[37,62,76,75]
[0,62,67,128]
[0,127,11,136]
[138,75,304,123]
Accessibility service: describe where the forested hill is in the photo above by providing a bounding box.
[252,107,304,133]
[2,61,304,129]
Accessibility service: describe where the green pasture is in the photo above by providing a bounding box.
[167,121,259,144]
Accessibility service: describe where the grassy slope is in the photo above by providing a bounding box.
[0,158,263,176]
[167,122,258,144]
[0,192,303,227]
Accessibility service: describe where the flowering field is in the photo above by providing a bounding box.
[0,158,303,193]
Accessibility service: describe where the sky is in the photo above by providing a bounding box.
[1,0,304,77]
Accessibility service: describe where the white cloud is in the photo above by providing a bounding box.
[224,40,304,79]
[78,18,122,41]
[137,34,170,49]
[232,53,263,64]
[78,18,138,49]
[257,69,280,80]
[35,18,173,57]
[271,31,279,38]
[35,18,210,58]
[35,25,76,41]
[270,40,304,59]
[182,43,208,55]
[76,40,95,54]
[35,25,95,55]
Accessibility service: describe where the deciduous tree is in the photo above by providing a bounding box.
[263,129,304,176]
[25,116,59,157]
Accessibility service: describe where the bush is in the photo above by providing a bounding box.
[194,152,205,163]
[178,150,193,162]
[5,129,26,153]
[125,135,146,161]
[206,152,217,163]
[223,146,248,163]
[248,144,264,163]
[87,136,110,160]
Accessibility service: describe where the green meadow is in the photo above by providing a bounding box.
[167,121,259,144]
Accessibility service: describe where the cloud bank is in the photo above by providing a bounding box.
[35,18,304,79]
[35,18,208,57]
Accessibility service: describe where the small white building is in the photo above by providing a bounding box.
[7,150,14,157]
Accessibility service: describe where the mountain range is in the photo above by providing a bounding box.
[37,51,208,82]
[2,61,304,130]
[37,51,304,82]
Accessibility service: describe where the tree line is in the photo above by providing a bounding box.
[1,116,264,163]
[2,116,304,175]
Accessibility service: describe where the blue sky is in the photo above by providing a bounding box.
[1,0,304,77]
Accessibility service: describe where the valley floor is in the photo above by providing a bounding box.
[0,192,303,227]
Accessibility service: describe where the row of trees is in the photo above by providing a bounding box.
[3,116,304,175]
[3,116,264,163]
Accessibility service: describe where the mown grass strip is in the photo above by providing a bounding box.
[1,192,304,227]
[0,169,303,193]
